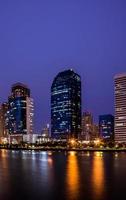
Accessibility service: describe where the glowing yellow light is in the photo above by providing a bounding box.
[70,139,76,145]
[115,153,118,158]
[48,152,52,156]
[95,152,103,157]
[94,139,100,145]
[69,151,76,156]
[1,138,8,145]
[86,152,90,157]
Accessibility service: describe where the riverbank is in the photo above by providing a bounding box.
[0,147,126,152]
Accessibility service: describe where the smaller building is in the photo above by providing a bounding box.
[81,112,93,140]
[99,114,114,141]
[92,124,99,140]
[41,124,50,138]
[23,134,39,144]
[26,97,34,134]
[0,102,8,137]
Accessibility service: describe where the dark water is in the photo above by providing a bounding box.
[0,150,126,200]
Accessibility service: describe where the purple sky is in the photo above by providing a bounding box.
[0,0,126,132]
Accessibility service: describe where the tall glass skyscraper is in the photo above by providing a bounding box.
[51,69,81,138]
[114,74,126,143]
[7,83,34,135]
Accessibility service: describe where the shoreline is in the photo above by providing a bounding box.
[0,147,126,152]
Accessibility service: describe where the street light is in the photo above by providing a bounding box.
[70,139,76,145]
[94,139,100,145]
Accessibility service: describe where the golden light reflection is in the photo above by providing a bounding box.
[1,149,8,158]
[115,153,118,158]
[48,157,53,165]
[69,151,76,156]
[86,152,90,157]
[0,150,10,192]
[66,152,80,200]
[95,152,103,157]
[92,152,105,199]
[0,150,9,171]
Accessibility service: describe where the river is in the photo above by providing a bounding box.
[0,150,125,200]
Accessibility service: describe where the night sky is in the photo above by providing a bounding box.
[0,0,126,132]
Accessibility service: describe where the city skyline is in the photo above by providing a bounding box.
[0,0,126,132]
[0,1,126,200]
[0,70,125,134]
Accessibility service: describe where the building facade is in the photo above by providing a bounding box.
[26,97,34,134]
[7,83,34,135]
[99,114,114,141]
[51,69,81,138]
[114,74,126,143]
[41,124,50,138]
[81,112,93,140]
[92,124,99,140]
[0,102,8,137]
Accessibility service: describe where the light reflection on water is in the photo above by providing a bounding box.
[0,150,126,200]
[66,151,80,200]
[0,150,11,198]
[92,152,105,200]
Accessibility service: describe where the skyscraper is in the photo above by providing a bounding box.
[99,114,114,141]
[114,74,126,143]
[0,102,8,137]
[7,83,34,135]
[51,69,81,138]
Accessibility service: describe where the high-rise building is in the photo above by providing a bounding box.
[51,69,81,138]
[7,83,34,135]
[99,114,114,141]
[81,112,93,140]
[0,102,8,137]
[26,97,34,134]
[114,74,126,143]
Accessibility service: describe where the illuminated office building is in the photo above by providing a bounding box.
[114,74,126,143]
[99,114,114,141]
[51,69,81,138]
[7,83,34,135]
